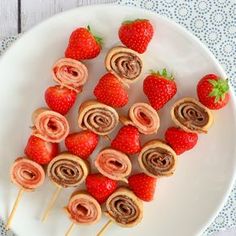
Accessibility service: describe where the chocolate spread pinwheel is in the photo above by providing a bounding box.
[105,187,143,227]
[32,108,70,143]
[120,102,160,135]
[95,148,132,181]
[78,100,119,136]
[42,153,89,222]
[105,46,143,85]
[47,153,89,188]
[138,140,177,177]
[52,58,88,93]
[171,97,213,133]
[10,157,45,191]
[65,191,102,225]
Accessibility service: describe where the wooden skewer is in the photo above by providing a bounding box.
[6,188,24,230]
[41,186,62,222]
[65,222,75,236]
[97,219,113,236]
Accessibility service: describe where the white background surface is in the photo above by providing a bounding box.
[0,1,235,236]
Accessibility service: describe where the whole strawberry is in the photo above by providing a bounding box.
[94,73,128,108]
[45,85,77,115]
[128,173,157,202]
[111,125,141,155]
[25,135,59,165]
[143,68,177,110]
[65,26,102,60]
[65,130,99,159]
[119,19,154,53]
[165,127,198,155]
[86,173,117,203]
[197,74,230,110]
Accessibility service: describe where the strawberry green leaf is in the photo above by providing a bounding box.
[122,19,148,24]
[208,78,229,103]
[150,68,174,80]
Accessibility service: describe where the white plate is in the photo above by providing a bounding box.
[0,4,235,236]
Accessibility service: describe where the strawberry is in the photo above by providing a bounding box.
[94,73,128,108]
[65,26,102,60]
[128,173,157,202]
[165,127,198,155]
[24,135,59,165]
[65,130,99,159]
[44,85,77,115]
[143,68,177,110]
[197,74,230,110]
[111,125,141,155]
[85,173,117,203]
[119,19,154,53]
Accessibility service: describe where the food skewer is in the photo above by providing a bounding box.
[7,157,45,230]
[64,190,102,236]
[41,153,89,221]
[96,187,143,236]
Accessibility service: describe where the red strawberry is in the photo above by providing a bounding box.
[65,130,99,159]
[24,135,59,165]
[119,19,154,53]
[45,85,77,115]
[65,26,102,60]
[94,73,128,108]
[85,173,117,203]
[143,69,177,110]
[128,173,157,202]
[111,125,141,155]
[165,127,198,155]
[197,74,230,110]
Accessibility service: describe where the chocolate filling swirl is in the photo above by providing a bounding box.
[138,141,177,177]
[78,101,119,136]
[105,46,143,83]
[171,97,213,133]
[105,188,143,227]
[47,154,88,188]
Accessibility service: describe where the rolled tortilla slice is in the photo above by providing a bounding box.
[65,191,101,225]
[47,153,89,188]
[32,108,70,143]
[10,157,45,191]
[105,187,143,227]
[52,58,88,93]
[78,100,119,136]
[138,140,177,177]
[128,102,160,134]
[95,148,132,181]
[105,46,143,85]
[171,97,213,134]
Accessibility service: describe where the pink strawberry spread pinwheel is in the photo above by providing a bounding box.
[52,58,88,93]
[65,191,102,225]
[95,148,132,181]
[10,157,45,191]
[32,108,69,143]
[120,102,160,135]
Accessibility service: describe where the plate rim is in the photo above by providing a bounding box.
[0,4,236,236]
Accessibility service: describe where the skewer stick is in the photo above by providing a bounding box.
[6,188,24,230]
[65,222,75,236]
[41,186,62,222]
[104,135,111,142]
[97,219,113,236]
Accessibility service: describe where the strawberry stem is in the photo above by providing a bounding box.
[208,78,229,103]
[150,68,174,80]
[87,25,103,46]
